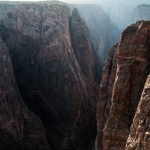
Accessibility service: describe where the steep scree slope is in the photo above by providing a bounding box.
[0,3,98,150]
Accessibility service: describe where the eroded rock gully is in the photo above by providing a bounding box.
[70,4,120,84]
[96,21,150,150]
[0,3,98,150]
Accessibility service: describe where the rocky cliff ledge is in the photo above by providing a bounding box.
[96,21,150,150]
[0,3,98,150]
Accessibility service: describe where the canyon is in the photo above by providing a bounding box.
[0,1,150,150]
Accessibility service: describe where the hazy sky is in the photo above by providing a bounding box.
[61,0,150,5]
[1,0,150,5]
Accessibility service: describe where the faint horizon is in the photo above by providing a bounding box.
[0,0,150,5]
[62,0,150,5]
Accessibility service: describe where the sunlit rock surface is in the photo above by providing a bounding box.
[96,21,150,150]
[126,75,150,150]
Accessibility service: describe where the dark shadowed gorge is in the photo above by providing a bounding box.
[0,34,50,150]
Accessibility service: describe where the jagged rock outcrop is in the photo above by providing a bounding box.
[96,43,118,149]
[0,3,97,150]
[126,75,150,150]
[70,4,120,83]
[69,8,94,80]
[96,21,150,150]
[135,4,150,21]
[0,36,50,150]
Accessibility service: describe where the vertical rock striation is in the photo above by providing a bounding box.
[96,21,150,150]
[0,3,97,149]
[126,75,150,150]
[70,4,120,83]
[0,36,50,150]
[96,43,118,149]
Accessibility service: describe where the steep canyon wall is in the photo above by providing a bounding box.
[0,3,98,150]
[96,20,150,150]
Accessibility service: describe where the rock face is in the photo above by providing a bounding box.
[0,36,50,150]
[101,4,135,31]
[0,3,97,150]
[96,43,118,149]
[96,21,150,150]
[135,4,150,21]
[126,75,150,150]
[70,4,120,83]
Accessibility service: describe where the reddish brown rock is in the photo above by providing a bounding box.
[96,21,150,150]
[96,43,118,149]
[126,75,150,150]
